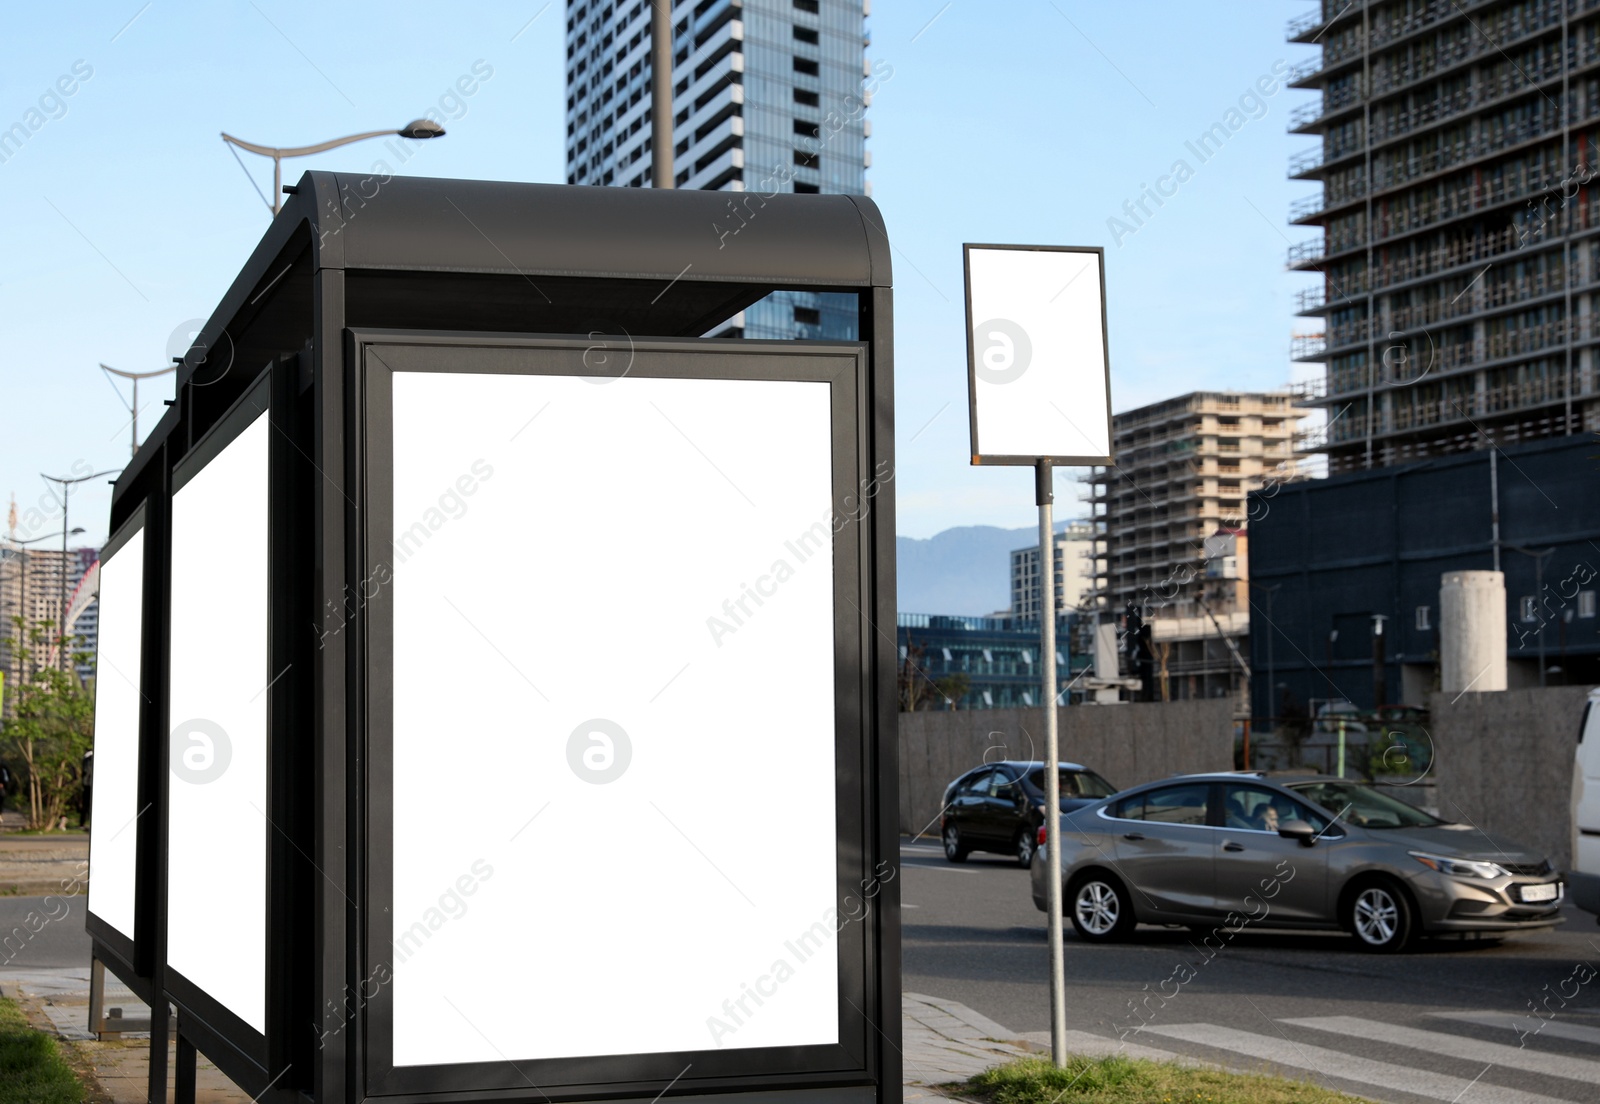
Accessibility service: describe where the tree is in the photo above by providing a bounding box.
[900,635,944,712]
[2,617,95,830]
[932,673,970,710]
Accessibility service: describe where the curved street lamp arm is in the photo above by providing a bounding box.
[40,469,124,491]
[221,129,401,160]
[100,363,178,382]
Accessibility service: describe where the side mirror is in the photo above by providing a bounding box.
[1278,819,1318,846]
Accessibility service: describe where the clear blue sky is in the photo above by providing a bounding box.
[1,0,1322,548]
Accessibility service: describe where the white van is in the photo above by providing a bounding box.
[1573,688,1600,918]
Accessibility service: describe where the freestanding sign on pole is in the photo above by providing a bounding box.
[88,173,900,1104]
[963,244,1112,1068]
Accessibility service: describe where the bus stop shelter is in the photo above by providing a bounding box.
[84,171,899,1104]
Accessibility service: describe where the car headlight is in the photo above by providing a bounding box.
[1409,851,1509,880]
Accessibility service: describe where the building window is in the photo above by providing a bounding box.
[1520,596,1539,623]
[793,119,819,138]
[793,88,818,106]
[793,0,819,10]
[1415,605,1431,631]
[1581,590,1597,618]
[793,181,819,193]
[793,149,819,167]
[793,57,819,76]
[792,26,819,44]
[792,306,821,325]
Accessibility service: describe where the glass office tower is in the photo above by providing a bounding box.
[564,0,873,340]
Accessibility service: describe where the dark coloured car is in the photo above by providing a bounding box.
[1030,771,1565,952]
[941,760,1117,867]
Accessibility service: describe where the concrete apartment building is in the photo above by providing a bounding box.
[0,545,98,713]
[563,0,873,340]
[1286,0,1600,471]
[1084,391,1302,701]
[1008,521,1096,623]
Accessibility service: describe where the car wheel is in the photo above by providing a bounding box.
[942,823,969,863]
[1069,873,1135,942]
[1347,879,1416,953]
[1014,828,1036,868]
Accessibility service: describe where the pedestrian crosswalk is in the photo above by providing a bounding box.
[1432,1009,1600,1047]
[1094,1010,1600,1104]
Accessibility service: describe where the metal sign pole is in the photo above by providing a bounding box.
[965,243,1114,1071]
[1036,460,1067,1066]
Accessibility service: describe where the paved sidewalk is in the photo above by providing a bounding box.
[3,967,250,1103]
[901,991,1038,1100]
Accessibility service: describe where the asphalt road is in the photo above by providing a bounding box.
[0,893,91,969]
[900,836,1600,1104]
[8,849,1600,1104]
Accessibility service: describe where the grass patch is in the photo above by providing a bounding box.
[954,1055,1371,1104]
[0,996,84,1104]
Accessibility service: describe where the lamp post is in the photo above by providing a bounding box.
[1507,544,1556,687]
[1370,613,1389,711]
[100,364,177,458]
[221,119,447,215]
[40,471,121,672]
[650,1,674,188]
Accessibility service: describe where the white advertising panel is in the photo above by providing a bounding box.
[87,526,144,941]
[965,244,1113,465]
[390,370,839,1065]
[167,412,269,1034]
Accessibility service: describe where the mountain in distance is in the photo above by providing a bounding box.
[896,520,1083,617]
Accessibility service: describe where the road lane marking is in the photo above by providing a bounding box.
[1140,1023,1571,1104]
[1283,1015,1600,1085]
[1431,1011,1600,1048]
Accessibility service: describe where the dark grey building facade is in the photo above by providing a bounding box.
[1248,434,1600,721]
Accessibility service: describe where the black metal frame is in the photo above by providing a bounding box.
[962,243,1114,467]
[92,172,899,1104]
[162,368,275,1084]
[83,502,148,979]
[352,332,882,1101]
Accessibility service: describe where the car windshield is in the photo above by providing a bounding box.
[1027,768,1117,799]
[1289,781,1445,829]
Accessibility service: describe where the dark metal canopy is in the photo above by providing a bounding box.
[115,172,892,507]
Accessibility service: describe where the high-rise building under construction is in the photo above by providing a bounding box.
[1286,0,1600,473]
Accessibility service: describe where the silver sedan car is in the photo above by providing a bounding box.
[1030,772,1564,952]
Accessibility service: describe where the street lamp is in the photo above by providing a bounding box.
[221,120,447,215]
[40,470,121,672]
[1507,544,1556,688]
[2,529,84,685]
[100,363,177,458]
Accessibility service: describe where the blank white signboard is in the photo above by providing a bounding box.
[87,527,144,941]
[167,412,269,1034]
[390,369,839,1065]
[965,245,1112,464]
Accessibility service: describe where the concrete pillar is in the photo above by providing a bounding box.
[1440,570,1507,694]
[1093,621,1120,703]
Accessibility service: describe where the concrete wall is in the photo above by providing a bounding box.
[897,700,1235,838]
[1430,685,1593,870]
